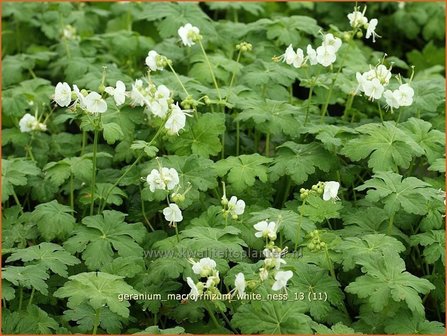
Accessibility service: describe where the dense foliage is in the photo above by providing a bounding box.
[2,2,445,334]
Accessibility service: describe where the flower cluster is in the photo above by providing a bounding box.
[306,230,327,252]
[347,6,380,42]
[356,63,415,111]
[221,183,246,220]
[186,258,220,300]
[178,23,201,47]
[54,82,108,113]
[145,50,169,72]
[280,33,342,69]
[252,219,293,292]
[19,113,47,133]
[130,79,191,135]
[300,181,340,202]
[146,162,186,227]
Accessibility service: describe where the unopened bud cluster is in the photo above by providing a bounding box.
[300,181,324,200]
[307,230,326,251]
[236,41,253,53]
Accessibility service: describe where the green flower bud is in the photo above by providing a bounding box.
[308,242,315,250]
[98,84,105,93]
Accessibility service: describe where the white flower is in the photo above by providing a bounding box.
[355,72,369,93]
[374,64,392,85]
[130,79,148,107]
[54,82,72,107]
[347,10,368,28]
[395,83,414,107]
[146,167,179,192]
[322,33,342,52]
[363,78,384,100]
[306,45,318,65]
[84,91,107,113]
[105,80,126,106]
[283,45,304,68]
[383,90,400,110]
[165,103,189,135]
[254,221,277,240]
[263,248,286,270]
[205,272,220,288]
[19,113,38,133]
[366,18,380,43]
[146,169,165,192]
[323,181,340,201]
[163,204,183,223]
[272,270,293,291]
[145,50,164,71]
[228,196,245,217]
[259,267,269,281]
[186,277,199,300]
[149,85,171,118]
[234,273,246,297]
[316,45,337,67]
[178,23,200,47]
[192,257,216,277]
[160,167,180,191]
[73,84,86,109]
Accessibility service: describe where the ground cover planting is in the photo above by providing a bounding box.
[1,1,446,334]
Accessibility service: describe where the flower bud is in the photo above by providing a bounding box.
[98,84,105,93]
[232,214,238,220]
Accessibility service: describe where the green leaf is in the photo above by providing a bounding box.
[2,206,37,250]
[299,194,342,223]
[400,118,445,163]
[384,309,445,334]
[345,254,435,315]
[135,326,185,334]
[94,183,127,206]
[2,158,41,202]
[215,154,272,192]
[64,210,146,270]
[166,113,225,158]
[232,294,312,334]
[2,265,49,295]
[43,156,93,186]
[102,122,124,145]
[288,262,345,321]
[179,226,246,262]
[53,271,139,318]
[3,305,59,334]
[341,122,424,172]
[338,234,406,271]
[356,172,441,215]
[31,200,76,241]
[269,142,336,184]
[410,230,445,266]
[428,157,446,173]
[63,302,127,334]
[6,242,80,277]
[236,99,302,136]
[101,256,145,278]
[130,140,159,158]
[249,208,315,245]
[312,322,362,334]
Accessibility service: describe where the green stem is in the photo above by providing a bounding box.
[92,308,101,335]
[198,40,222,102]
[236,119,240,156]
[90,128,99,216]
[304,85,314,126]
[99,124,165,213]
[70,174,74,211]
[18,286,23,310]
[396,107,403,123]
[139,185,155,232]
[324,247,336,279]
[265,132,270,157]
[206,303,220,328]
[387,213,395,235]
[221,129,225,159]
[378,102,384,123]
[220,312,238,334]
[281,177,292,207]
[342,93,355,121]
[225,49,242,103]
[174,223,180,243]
[27,288,35,308]
[168,63,189,97]
[81,130,87,155]
[11,189,24,216]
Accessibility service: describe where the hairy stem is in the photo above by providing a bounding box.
[198,40,222,102]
